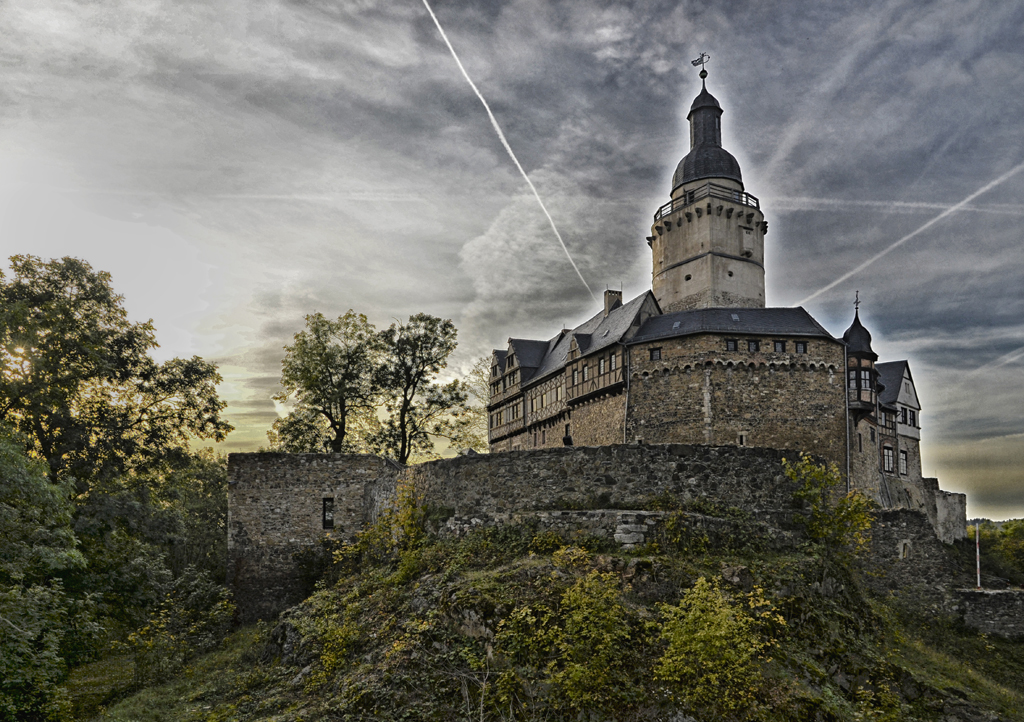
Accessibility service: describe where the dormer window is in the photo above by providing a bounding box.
[507,354,515,367]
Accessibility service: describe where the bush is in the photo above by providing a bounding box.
[121,567,234,687]
[655,577,784,719]
[785,454,873,554]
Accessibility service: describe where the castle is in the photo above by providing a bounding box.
[226,69,997,628]
[485,69,965,542]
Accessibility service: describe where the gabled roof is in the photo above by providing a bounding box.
[508,339,549,369]
[629,307,835,345]
[491,349,508,375]
[876,360,910,406]
[516,291,656,388]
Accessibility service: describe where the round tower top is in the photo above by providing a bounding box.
[843,310,877,359]
[672,72,742,192]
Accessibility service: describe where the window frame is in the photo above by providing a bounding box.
[747,339,760,353]
[649,347,662,361]
[883,446,894,473]
[795,341,807,354]
[899,449,908,475]
[322,498,335,530]
[773,340,786,353]
[725,339,738,352]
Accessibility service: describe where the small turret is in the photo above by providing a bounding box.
[844,304,878,419]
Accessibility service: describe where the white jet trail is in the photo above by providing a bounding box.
[968,344,1024,377]
[795,160,1024,307]
[421,0,597,303]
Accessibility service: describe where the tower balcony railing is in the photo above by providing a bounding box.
[654,182,759,222]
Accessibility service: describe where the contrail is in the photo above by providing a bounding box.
[420,0,597,303]
[795,160,1024,307]
[769,197,1024,217]
[968,344,1024,377]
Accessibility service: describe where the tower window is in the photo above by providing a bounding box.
[899,449,908,475]
[685,274,692,281]
[900,407,908,424]
[599,357,606,374]
[858,433,862,452]
[909,409,916,427]
[323,498,335,530]
[728,271,734,277]
[582,364,590,381]
[610,353,617,370]
[773,340,786,353]
[747,340,760,353]
[572,369,578,386]
[795,342,807,354]
[883,446,894,473]
[650,348,662,361]
[870,428,876,443]
[726,339,738,352]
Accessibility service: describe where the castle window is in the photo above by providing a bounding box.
[492,365,498,377]
[583,365,590,381]
[322,498,335,530]
[848,371,857,390]
[508,354,515,367]
[773,340,786,353]
[556,386,563,401]
[530,398,535,412]
[738,433,747,446]
[599,357,606,374]
[900,407,908,424]
[858,433,862,452]
[899,449,908,475]
[883,446,894,472]
[572,369,578,386]
[650,348,662,361]
[909,409,916,427]
[685,274,692,281]
[542,429,546,444]
[610,353,617,370]
[795,342,807,354]
[870,428,876,443]
[747,340,760,353]
[726,339,738,352]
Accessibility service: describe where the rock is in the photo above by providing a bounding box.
[721,564,754,592]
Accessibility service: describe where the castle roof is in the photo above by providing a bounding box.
[876,360,912,407]
[673,81,743,190]
[629,307,835,344]
[519,292,655,387]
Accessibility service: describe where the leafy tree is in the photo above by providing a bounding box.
[457,355,491,453]
[784,453,874,555]
[265,406,334,453]
[0,429,82,720]
[367,314,470,464]
[0,256,232,484]
[276,311,380,453]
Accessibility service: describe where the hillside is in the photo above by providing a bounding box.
[89,504,1024,722]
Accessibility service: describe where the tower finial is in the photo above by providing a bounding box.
[854,290,860,312]
[691,52,710,87]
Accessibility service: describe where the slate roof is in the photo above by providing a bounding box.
[842,311,875,356]
[518,292,654,388]
[876,360,909,407]
[688,85,722,115]
[629,307,835,345]
[507,338,553,384]
[491,349,507,375]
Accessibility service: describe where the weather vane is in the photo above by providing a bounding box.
[691,52,710,81]
[854,290,861,311]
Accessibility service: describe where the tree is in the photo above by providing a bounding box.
[367,314,470,464]
[265,406,334,453]
[276,311,380,453]
[784,454,873,555]
[457,355,491,453]
[0,256,232,484]
[0,429,83,720]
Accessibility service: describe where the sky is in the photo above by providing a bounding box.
[1,0,1022,519]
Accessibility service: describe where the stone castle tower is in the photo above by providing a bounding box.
[649,70,767,312]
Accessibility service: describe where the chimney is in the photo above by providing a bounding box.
[604,289,623,316]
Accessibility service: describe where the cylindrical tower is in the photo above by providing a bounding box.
[650,71,766,312]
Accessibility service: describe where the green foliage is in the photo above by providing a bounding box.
[655,576,784,719]
[0,429,83,721]
[0,255,231,485]
[495,567,634,714]
[274,310,381,453]
[120,567,234,688]
[364,313,471,464]
[0,583,73,721]
[0,430,84,585]
[785,453,874,554]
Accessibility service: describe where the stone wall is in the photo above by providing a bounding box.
[227,453,399,622]
[859,509,971,607]
[626,334,846,471]
[570,393,627,446]
[403,444,804,524]
[957,589,1024,639]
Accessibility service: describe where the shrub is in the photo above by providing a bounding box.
[122,567,234,687]
[785,454,873,554]
[655,576,784,719]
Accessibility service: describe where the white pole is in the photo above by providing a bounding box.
[976,523,982,590]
